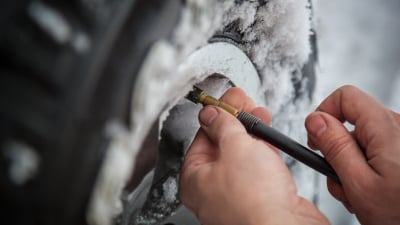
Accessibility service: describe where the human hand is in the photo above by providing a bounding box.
[179,88,329,225]
[305,85,400,225]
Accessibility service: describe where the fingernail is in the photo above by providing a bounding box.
[306,114,327,137]
[199,106,219,127]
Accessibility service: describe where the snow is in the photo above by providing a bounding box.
[96,0,400,224]
[125,0,318,223]
[28,1,91,52]
[214,0,312,116]
[84,0,400,223]
[164,0,319,203]
[28,1,72,44]
[162,177,178,204]
[3,141,40,185]
[87,122,136,225]
[164,1,400,225]
[133,175,181,225]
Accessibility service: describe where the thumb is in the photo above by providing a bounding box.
[305,112,372,183]
[199,106,248,148]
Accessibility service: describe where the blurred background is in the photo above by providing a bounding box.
[315,0,400,224]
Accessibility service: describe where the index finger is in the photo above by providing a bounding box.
[316,85,396,150]
[219,87,256,112]
[219,87,272,125]
[317,85,388,125]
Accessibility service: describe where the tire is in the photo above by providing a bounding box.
[0,1,180,224]
[0,1,318,225]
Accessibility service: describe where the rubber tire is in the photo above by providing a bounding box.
[0,0,181,224]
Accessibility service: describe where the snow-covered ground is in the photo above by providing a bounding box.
[314,0,400,224]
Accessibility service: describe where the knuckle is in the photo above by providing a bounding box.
[323,134,353,162]
[338,85,360,103]
[214,111,235,130]
[340,84,359,94]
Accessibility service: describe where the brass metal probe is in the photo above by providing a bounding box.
[185,86,239,116]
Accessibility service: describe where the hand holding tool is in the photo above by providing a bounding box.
[186,87,340,184]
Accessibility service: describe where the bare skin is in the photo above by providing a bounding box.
[179,88,329,225]
[179,86,400,225]
[305,85,400,225]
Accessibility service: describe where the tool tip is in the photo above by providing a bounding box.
[185,86,204,104]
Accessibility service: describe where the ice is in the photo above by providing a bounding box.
[133,175,180,225]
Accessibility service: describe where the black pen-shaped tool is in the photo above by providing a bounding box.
[186,87,340,184]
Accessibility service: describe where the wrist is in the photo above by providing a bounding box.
[246,206,328,225]
[245,207,299,225]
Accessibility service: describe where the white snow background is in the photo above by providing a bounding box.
[314,0,400,224]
